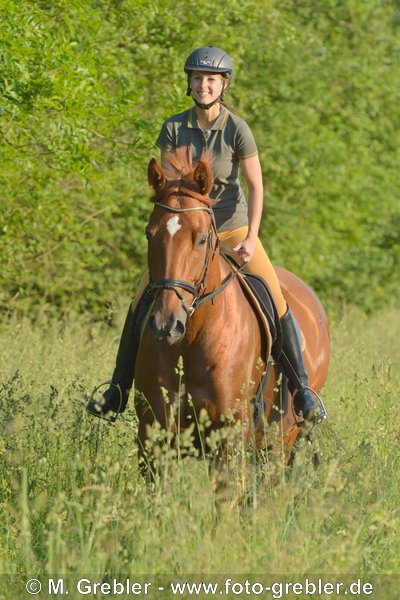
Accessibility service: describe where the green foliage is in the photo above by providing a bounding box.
[0,0,399,317]
[240,0,400,313]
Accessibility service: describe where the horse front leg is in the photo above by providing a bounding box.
[134,388,167,485]
[135,386,184,485]
[204,410,253,506]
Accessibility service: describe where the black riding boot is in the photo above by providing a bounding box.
[86,285,153,420]
[279,306,327,422]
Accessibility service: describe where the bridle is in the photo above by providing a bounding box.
[148,200,246,316]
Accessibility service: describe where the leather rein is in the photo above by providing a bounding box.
[149,200,246,316]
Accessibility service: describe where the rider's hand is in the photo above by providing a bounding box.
[233,236,257,263]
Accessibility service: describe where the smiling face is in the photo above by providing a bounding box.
[189,71,226,106]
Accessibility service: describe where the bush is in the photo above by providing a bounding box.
[1,0,399,318]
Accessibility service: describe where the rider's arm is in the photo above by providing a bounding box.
[233,154,264,262]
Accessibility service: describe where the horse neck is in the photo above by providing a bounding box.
[186,247,230,341]
[204,244,223,292]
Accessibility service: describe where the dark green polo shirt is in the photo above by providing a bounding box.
[156,106,258,231]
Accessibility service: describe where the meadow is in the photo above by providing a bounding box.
[0,305,399,595]
[1,2,399,597]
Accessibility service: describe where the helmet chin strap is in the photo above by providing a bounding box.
[192,95,222,110]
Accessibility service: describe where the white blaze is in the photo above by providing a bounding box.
[166,215,182,237]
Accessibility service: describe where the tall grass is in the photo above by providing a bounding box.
[0,306,399,580]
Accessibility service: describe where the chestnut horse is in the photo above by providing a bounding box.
[135,153,330,473]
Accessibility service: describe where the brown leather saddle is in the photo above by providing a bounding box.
[221,252,282,359]
[221,253,288,428]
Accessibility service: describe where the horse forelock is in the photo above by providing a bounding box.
[152,184,214,209]
[151,148,214,208]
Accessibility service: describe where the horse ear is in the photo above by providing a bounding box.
[193,160,213,195]
[148,158,167,192]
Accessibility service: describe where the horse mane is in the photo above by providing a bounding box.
[152,147,215,208]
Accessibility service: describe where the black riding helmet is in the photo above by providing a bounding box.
[184,46,234,109]
[184,46,234,77]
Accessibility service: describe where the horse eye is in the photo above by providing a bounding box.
[145,229,152,241]
[198,235,207,247]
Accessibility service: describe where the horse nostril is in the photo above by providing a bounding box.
[148,312,186,342]
[175,319,186,336]
[148,314,158,335]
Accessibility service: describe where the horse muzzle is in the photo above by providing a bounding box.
[148,311,187,345]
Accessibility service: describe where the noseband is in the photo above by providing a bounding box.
[149,201,246,316]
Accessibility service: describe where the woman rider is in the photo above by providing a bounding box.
[86,46,324,423]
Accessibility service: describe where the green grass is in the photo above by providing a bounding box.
[0,305,399,585]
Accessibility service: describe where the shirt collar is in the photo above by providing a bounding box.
[187,105,229,131]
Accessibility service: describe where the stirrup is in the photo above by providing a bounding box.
[85,381,124,424]
[293,386,328,425]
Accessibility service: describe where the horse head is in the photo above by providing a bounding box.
[146,151,216,345]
